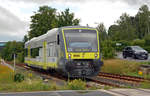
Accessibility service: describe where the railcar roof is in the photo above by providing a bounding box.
[60,26,95,29]
[25,28,58,45]
[25,26,96,45]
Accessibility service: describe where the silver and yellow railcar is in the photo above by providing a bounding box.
[25,26,103,77]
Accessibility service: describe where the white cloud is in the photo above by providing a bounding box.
[0,5,28,41]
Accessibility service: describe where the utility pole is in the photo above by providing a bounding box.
[13,54,16,73]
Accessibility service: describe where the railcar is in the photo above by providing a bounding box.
[25,26,103,77]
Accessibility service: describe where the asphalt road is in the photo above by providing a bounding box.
[116,52,150,62]
[1,89,150,96]
[0,90,113,96]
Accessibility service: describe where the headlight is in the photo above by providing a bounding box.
[68,54,71,58]
[95,54,98,58]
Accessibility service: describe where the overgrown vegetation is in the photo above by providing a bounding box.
[67,79,86,90]
[14,73,25,82]
[101,59,150,81]
[0,64,13,83]
[101,40,115,59]
[0,64,61,92]
[101,59,146,77]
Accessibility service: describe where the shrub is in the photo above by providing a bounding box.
[131,39,145,47]
[14,73,24,82]
[144,34,150,46]
[67,79,86,90]
[17,52,24,63]
[101,40,115,59]
[143,46,150,53]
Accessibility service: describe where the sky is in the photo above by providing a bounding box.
[0,0,149,41]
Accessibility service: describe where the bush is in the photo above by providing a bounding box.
[144,34,150,46]
[101,40,115,59]
[67,79,86,90]
[17,52,24,63]
[143,46,150,53]
[14,73,24,82]
[131,39,145,47]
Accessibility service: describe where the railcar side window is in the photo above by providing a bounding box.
[57,35,59,45]
[31,48,39,58]
[48,42,56,57]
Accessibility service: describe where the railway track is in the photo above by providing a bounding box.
[87,72,150,88]
[99,72,148,82]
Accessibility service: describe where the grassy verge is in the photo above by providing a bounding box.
[0,61,89,92]
[0,79,61,92]
[0,62,63,92]
[101,59,150,79]
[101,59,150,89]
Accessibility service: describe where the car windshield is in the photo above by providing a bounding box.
[132,46,143,50]
[64,29,98,52]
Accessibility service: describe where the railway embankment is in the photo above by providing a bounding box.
[1,58,150,92]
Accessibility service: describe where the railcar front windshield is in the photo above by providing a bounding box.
[64,29,98,52]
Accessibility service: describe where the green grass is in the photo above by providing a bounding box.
[0,62,88,92]
[0,79,61,92]
[0,62,62,92]
[101,59,150,79]
[0,63,14,83]
[140,61,150,65]
[140,81,150,89]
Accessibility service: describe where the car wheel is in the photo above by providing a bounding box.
[144,57,148,60]
[132,54,136,59]
[123,54,126,58]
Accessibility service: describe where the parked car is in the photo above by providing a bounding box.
[122,46,148,60]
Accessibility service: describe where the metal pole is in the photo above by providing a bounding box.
[14,54,15,73]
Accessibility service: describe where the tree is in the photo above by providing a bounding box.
[28,6,57,39]
[135,5,150,39]
[108,25,120,40]
[28,6,80,40]
[1,41,24,62]
[57,8,80,27]
[96,23,108,41]
[23,35,29,43]
[108,13,137,41]
[117,13,136,41]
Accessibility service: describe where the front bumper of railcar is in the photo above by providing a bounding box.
[64,52,103,77]
[65,59,103,77]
